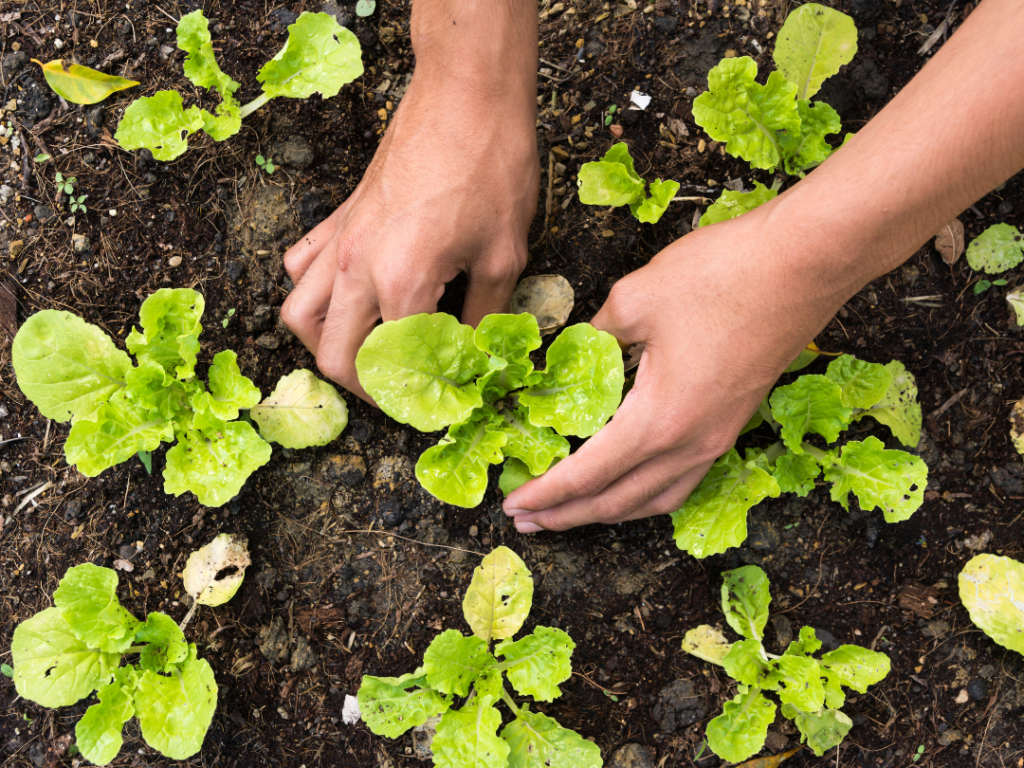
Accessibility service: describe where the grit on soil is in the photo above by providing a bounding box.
[2,1,1024,767]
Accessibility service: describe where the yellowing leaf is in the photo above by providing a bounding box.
[33,59,138,105]
[1010,397,1024,455]
[462,547,533,643]
[182,533,250,606]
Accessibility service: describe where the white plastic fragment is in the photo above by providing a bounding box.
[342,694,361,725]
[629,90,652,110]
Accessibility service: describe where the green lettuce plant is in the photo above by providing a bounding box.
[10,564,218,765]
[672,355,927,558]
[682,565,890,762]
[12,289,348,506]
[358,546,602,768]
[966,223,1024,274]
[576,143,680,224]
[115,10,362,161]
[959,553,1024,655]
[355,312,624,507]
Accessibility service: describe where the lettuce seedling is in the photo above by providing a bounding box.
[577,143,681,224]
[9,564,218,765]
[115,10,362,161]
[965,223,1024,274]
[355,312,624,507]
[682,565,890,762]
[359,546,602,768]
[672,355,927,558]
[959,553,1024,655]
[12,288,348,506]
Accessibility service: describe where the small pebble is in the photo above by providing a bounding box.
[997,200,1013,215]
[609,124,624,138]
[168,255,182,267]
[967,679,988,701]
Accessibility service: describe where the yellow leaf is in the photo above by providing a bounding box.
[462,547,533,643]
[33,59,138,105]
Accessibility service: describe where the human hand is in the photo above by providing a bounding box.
[503,202,847,532]
[280,66,539,401]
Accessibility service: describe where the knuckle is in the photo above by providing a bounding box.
[316,350,355,388]
[279,294,304,330]
[565,471,602,500]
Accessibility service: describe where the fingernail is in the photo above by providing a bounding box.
[515,521,544,534]
[504,508,529,517]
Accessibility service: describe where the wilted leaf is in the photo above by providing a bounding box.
[959,553,1024,654]
[1006,285,1024,327]
[0,277,16,342]
[736,746,802,768]
[510,275,574,335]
[681,625,732,666]
[1010,397,1024,456]
[182,533,250,606]
[33,59,139,104]
[251,369,348,448]
[934,218,964,265]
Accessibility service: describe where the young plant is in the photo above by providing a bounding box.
[959,553,1024,655]
[682,565,890,762]
[115,10,362,161]
[255,154,276,174]
[672,354,927,558]
[358,546,602,768]
[55,171,76,196]
[12,288,348,506]
[70,194,88,214]
[973,277,1008,295]
[355,312,624,507]
[577,143,680,224]
[9,563,218,765]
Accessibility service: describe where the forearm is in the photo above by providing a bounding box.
[768,0,1024,310]
[411,0,538,111]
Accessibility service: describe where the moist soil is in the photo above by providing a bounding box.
[2,1,1024,767]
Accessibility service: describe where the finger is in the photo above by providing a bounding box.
[623,459,714,520]
[314,271,381,402]
[283,208,345,284]
[509,447,699,532]
[280,249,341,354]
[504,384,663,514]
[376,263,448,322]
[461,250,525,327]
[588,277,650,348]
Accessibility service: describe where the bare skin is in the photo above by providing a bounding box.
[282,0,1024,533]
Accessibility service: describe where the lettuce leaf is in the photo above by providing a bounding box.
[11,607,121,708]
[520,324,624,437]
[772,452,821,496]
[416,419,507,508]
[125,288,205,379]
[496,627,575,702]
[699,181,777,227]
[474,313,542,366]
[125,360,192,422]
[705,686,775,763]
[959,554,1024,655]
[773,3,857,100]
[966,223,1024,273]
[114,91,205,162]
[722,639,770,687]
[671,449,780,558]
[251,368,348,448]
[825,354,892,409]
[721,565,771,641]
[257,12,364,100]
[136,613,189,673]
[190,350,262,421]
[499,457,536,496]
[817,645,890,693]
[780,99,842,176]
[64,393,174,477]
[53,564,141,653]
[12,310,131,423]
[135,655,218,760]
[163,417,272,507]
[496,406,570,476]
[357,313,489,432]
[631,178,681,224]
[852,361,922,448]
[423,630,493,697]
[462,547,533,644]
[358,670,451,738]
[823,436,926,522]
[177,8,242,142]
[433,693,509,768]
[692,57,800,171]
[502,709,603,768]
[768,655,825,712]
[577,143,645,206]
[75,668,138,766]
[769,374,852,452]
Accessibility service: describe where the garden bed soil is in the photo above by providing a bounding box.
[2,1,1024,767]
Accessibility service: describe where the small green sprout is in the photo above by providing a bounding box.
[974,278,1008,295]
[34,153,51,163]
[222,307,236,328]
[355,0,376,16]
[137,450,153,475]
[1,663,12,678]
[255,155,275,175]
[55,171,76,196]
[70,194,88,214]
[604,103,617,126]
[912,744,926,763]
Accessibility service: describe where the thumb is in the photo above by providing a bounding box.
[588,278,648,348]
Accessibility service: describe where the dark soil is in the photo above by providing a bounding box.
[3,1,1024,767]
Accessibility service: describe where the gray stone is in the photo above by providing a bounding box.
[259,616,290,664]
[608,743,655,768]
[224,259,245,282]
[34,204,55,223]
[812,627,841,651]
[772,614,793,649]
[84,104,105,136]
[652,679,706,733]
[921,620,950,640]
[968,679,988,701]
[268,8,299,33]
[0,184,14,200]
[256,332,281,349]
[653,15,678,33]
[373,456,414,492]
[291,636,317,671]
[272,135,315,169]
[72,233,90,253]
[321,2,352,29]
[245,304,274,333]
[0,51,28,86]
[978,664,997,679]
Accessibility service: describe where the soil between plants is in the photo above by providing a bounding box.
[2,1,1024,767]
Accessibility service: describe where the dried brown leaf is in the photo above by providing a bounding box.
[0,277,16,342]
[934,217,964,265]
[510,274,574,335]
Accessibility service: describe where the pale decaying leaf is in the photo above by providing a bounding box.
[681,624,732,666]
[510,275,574,335]
[1006,285,1024,328]
[934,217,964,265]
[182,533,250,606]
[1010,398,1024,456]
[462,546,534,643]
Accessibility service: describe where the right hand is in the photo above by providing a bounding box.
[281,74,540,401]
